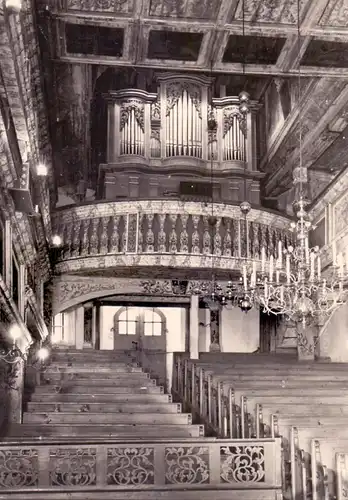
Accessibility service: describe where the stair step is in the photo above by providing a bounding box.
[23,412,191,425]
[30,393,171,403]
[8,424,204,438]
[51,349,131,357]
[43,370,149,379]
[26,402,181,413]
[40,377,156,387]
[34,385,163,394]
[47,363,142,372]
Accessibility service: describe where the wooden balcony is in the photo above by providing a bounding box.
[52,200,293,276]
[0,437,281,499]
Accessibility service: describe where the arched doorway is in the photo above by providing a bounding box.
[113,306,167,386]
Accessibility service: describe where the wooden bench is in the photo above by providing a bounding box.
[336,452,348,500]
[311,438,348,500]
[174,354,348,500]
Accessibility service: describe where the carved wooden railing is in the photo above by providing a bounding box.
[0,438,281,494]
[52,200,293,272]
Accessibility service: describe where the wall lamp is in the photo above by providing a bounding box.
[0,324,50,365]
[5,0,22,13]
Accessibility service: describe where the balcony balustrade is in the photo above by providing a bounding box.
[0,437,281,496]
[52,200,293,274]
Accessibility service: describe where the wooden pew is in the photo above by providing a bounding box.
[175,356,348,500]
[311,438,348,500]
[336,453,348,500]
[289,426,348,500]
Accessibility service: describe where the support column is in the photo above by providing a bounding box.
[315,314,332,362]
[209,309,221,352]
[7,358,24,424]
[75,306,84,350]
[92,305,97,349]
[297,322,315,361]
[189,295,199,359]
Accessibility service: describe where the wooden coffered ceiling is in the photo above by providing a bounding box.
[41,0,348,77]
[35,0,348,200]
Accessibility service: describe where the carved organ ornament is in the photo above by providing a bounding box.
[105,75,258,167]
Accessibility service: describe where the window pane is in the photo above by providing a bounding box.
[118,321,127,335]
[127,307,138,321]
[144,309,154,322]
[153,322,162,336]
[54,314,63,328]
[144,322,153,336]
[127,321,136,335]
[118,310,128,322]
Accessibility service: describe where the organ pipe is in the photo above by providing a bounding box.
[115,84,249,162]
[120,108,145,156]
[166,88,202,158]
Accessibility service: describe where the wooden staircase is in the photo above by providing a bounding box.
[9,349,203,439]
[0,348,282,500]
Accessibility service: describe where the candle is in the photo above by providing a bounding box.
[278,241,282,267]
[261,247,265,273]
[264,279,268,299]
[286,254,290,284]
[276,271,280,283]
[280,285,284,303]
[251,261,257,288]
[305,237,309,264]
[338,253,344,277]
[333,241,337,266]
[243,265,247,290]
[310,252,315,281]
[269,255,274,282]
[317,255,321,280]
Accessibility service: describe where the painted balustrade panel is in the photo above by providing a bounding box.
[53,201,293,270]
[0,438,281,491]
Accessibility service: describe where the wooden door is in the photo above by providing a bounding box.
[113,307,167,384]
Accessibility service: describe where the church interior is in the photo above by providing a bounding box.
[1,0,348,498]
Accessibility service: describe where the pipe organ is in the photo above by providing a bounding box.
[106,75,258,169]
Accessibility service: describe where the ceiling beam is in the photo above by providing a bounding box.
[264,79,348,195]
[54,54,348,78]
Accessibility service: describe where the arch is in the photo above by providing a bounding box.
[112,306,167,353]
[113,306,166,337]
[114,306,139,337]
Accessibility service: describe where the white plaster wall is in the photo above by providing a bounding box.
[322,304,348,362]
[220,307,260,352]
[52,309,76,346]
[52,306,85,348]
[100,305,121,350]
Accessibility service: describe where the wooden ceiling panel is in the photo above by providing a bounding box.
[148,0,222,20]
[232,0,309,25]
[319,0,348,27]
[35,0,348,200]
[66,0,135,15]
